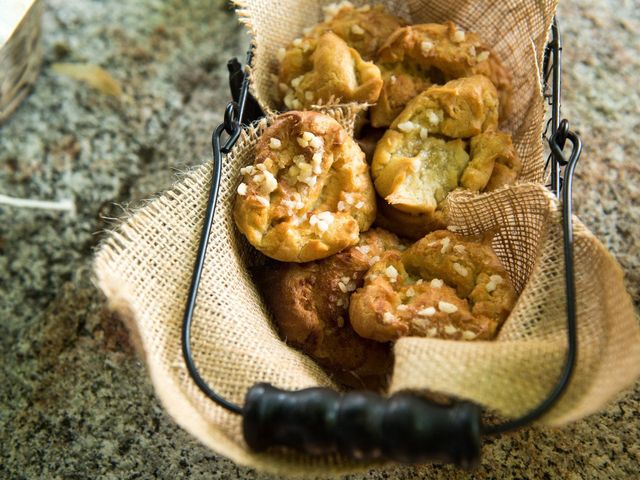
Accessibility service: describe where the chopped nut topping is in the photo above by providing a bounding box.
[382,311,396,324]
[338,281,348,293]
[426,110,441,125]
[269,138,282,150]
[430,278,443,288]
[453,244,466,254]
[440,237,451,254]
[240,166,253,175]
[304,91,314,101]
[452,29,465,43]
[336,316,345,328]
[411,158,421,172]
[291,75,304,88]
[406,287,415,297]
[427,327,438,337]
[397,120,418,132]
[337,201,346,211]
[462,330,477,340]
[438,301,458,313]
[255,196,269,207]
[468,45,476,57]
[277,47,286,62]
[292,38,303,48]
[420,127,429,139]
[397,304,409,312]
[351,24,365,35]
[355,201,365,209]
[309,136,323,150]
[453,262,469,277]
[416,279,424,285]
[279,82,289,93]
[355,245,370,254]
[341,276,351,284]
[420,40,434,54]
[369,255,380,266]
[485,274,504,293]
[477,51,490,62]
[237,183,248,196]
[261,170,278,194]
[384,265,399,282]
[418,306,436,316]
[444,324,458,335]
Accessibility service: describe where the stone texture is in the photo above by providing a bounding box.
[0,0,638,478]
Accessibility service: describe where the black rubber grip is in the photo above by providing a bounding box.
[242,383,482,469]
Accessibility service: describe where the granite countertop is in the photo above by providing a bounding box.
[1,0,638,478]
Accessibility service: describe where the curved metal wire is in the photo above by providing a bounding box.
[180,51,259,415]
[483,125,581,435]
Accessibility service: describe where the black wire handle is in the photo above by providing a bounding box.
[181,50,261,416]
[181,16,582,465]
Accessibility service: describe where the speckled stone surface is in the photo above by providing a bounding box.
[1,0,638,478]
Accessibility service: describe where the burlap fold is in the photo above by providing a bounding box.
[94,0,640,475]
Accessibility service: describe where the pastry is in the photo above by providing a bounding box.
[257,228,404,387]
[278,31,383,109]
[371,21,512,127]
[234,111,376,262]
[349,230,517,342]
[374,195,446,240]
[460,130,522,191]
[372,75,499,216]
[314,2,407,60]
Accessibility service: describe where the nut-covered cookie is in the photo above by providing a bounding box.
[313,2,407,60]
[257,228,404,387]
[371,21,512,127]
[349,230,517,342]
[278,32,383,109]
[234,111,376,262]
[372,75,499,216]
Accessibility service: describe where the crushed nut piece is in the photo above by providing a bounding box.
[438,301,458,313]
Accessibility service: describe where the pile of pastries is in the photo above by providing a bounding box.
[234,2,519,388]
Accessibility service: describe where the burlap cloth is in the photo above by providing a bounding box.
[94,0,640,475]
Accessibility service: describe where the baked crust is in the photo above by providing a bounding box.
[234,111,376,262]
[371,21,512,127]
[461,130,522,192]
[373,195,447,240]
[372,75,498,216]
[257,228,404,386]
[349,230,517,342]
[278,32,383,109]
[313,3,407,60]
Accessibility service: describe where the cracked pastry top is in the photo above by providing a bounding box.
[234,110,376,262]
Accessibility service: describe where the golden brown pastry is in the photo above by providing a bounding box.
[374,195,446,241]
[278,31,383,109]
[313,2,407,60]
[461,130,522,191]
[257,228,404,387]
[349,230,517,343]
[372,75,499,217]
[234,111,376,262]
[371,21,512,127]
